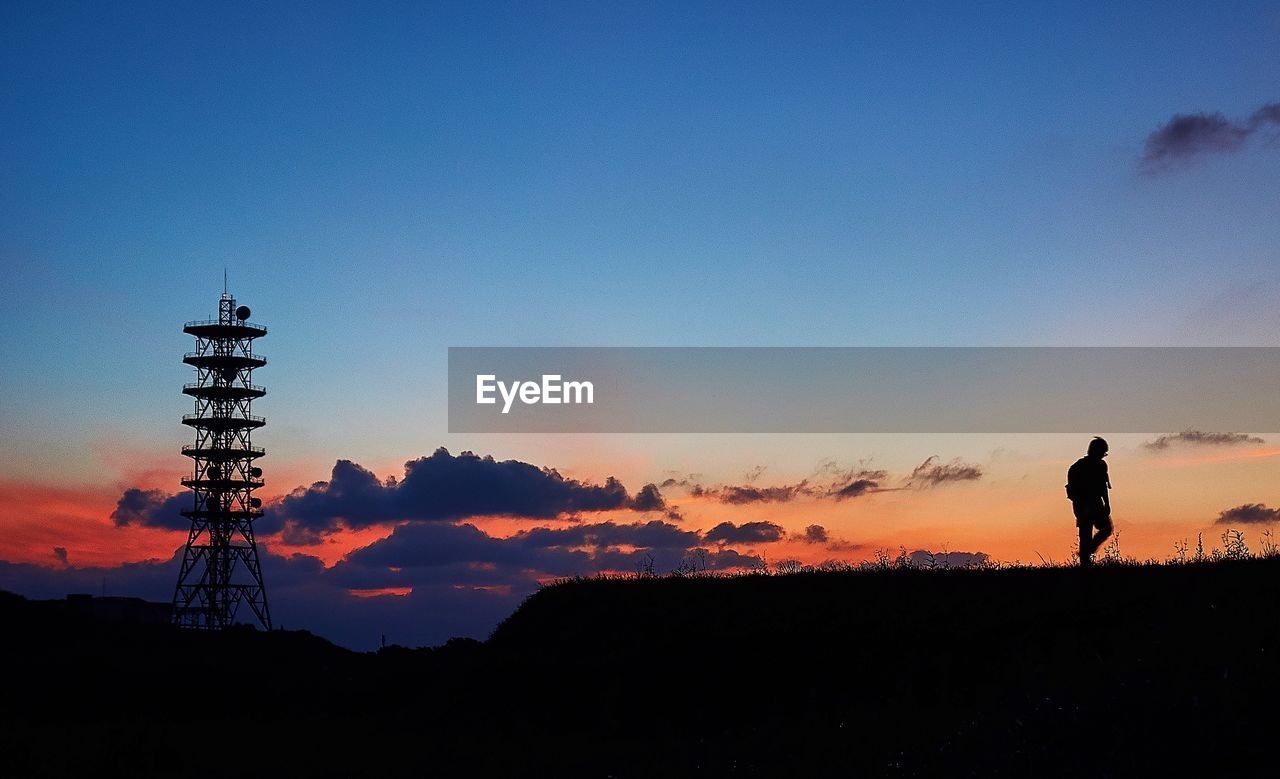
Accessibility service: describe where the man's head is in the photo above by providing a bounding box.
[1088,436,1109,459]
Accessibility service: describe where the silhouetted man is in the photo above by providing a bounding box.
[1066,437,1112,567]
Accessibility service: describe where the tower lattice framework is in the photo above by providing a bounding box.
[174,291,271,630]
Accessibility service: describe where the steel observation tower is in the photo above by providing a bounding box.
[173,289,271,630]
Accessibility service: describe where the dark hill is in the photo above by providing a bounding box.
[3,558,1278,776]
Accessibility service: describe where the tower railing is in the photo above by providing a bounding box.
[183,317,269,332]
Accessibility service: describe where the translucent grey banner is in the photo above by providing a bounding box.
[447,347,1280,433]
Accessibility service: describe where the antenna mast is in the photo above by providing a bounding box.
[173,291,271,630]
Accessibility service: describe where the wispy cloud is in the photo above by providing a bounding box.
[664,456,985,503]
[1143,430,1265,451]
[664,467,891,504]
[905,456,983,487]
[713,482,818,505]
[1141,102,1280,172]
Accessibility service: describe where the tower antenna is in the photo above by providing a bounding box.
[173,290,271,630]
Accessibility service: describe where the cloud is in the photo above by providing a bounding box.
[1141,102,1280,171]
[1143,112,1249,163]
[329,517,764,591]
[1250,104,1280,145]
[711,482,815,504]
[513,519,700,551]
[631,483,667,511]
[702,521,786,545]
[831,478,880,500]
[52,547,68,566]
[696,547,765,571]
[110,450,673,541]
[820,467,888,500]
[110,488,191,531]
[799,525,829,544]
[111,485,288,535]
[906,457,983,487]
[275,448,656,531]
[0,553,178,603]
[794,524,863,552]
[669,466,889,505]
[1215,503,1280,525]
[1143,430,1265,451]
[280,522,325,546]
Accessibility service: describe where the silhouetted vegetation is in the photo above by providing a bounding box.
[3,533,1278,776]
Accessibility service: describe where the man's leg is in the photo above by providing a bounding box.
[1090,513,1114,559]
[1079,522,1093,567]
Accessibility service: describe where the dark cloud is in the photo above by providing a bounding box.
[275,448,655,531]
[906,457,983,487]
[1143,430,1265,451]
[0,552,178,603]
[111,486,287,535]
[702,521,786,545]
[111,450,669,541]
[329,518,755,591]
[796,524,863,552]
[513,519,699,551]
[1251,104,1280,145]
[658,473,703,490]
[1253,103,1280,126]
[52,547,68,566]
[698,548,765,571]
[110,488,190,531]
[330,523,558,588]
[1141,102,1280,171]
[799,525,829,544]
[713,482,814,504]
[1143,112,1249,164]
[1215,503,1280,526]
[280,522,325,546]
[631,483,667,511]
[671,466,888,505]
[831,478,880,500]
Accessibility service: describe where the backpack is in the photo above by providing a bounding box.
[1065,458,1084,501]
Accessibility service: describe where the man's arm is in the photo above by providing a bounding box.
[1102,463,1112,513]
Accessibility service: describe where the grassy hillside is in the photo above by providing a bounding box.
[3,558,1278,776]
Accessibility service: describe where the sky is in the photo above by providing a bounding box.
[1,1,1279,650]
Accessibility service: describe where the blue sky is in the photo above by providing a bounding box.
[2,1,1279,480]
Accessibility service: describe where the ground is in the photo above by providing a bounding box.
[2,557,1277,776]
